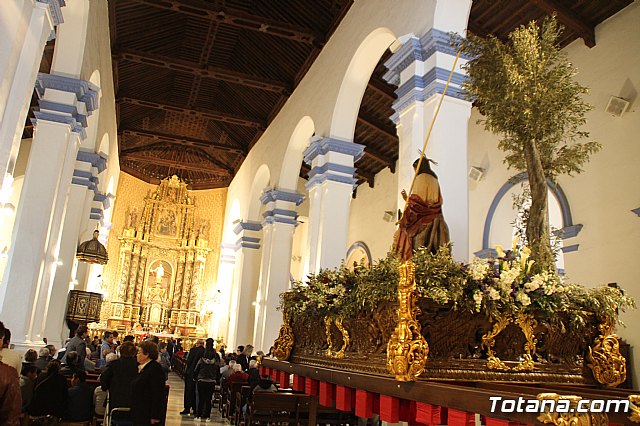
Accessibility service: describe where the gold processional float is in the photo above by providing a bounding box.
[270,48,639,425]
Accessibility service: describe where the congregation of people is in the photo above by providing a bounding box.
[179,340,278,423]
[0,320,176,425]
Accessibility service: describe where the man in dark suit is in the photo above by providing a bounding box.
[62,325,88,371]
[180,339,204,416]
[131,341,166,425]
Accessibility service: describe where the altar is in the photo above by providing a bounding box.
[105,176,213,336]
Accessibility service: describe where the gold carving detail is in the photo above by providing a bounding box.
[587,319,626,387]
[481,313,537,372]
[324,317,349,359]
[628,395,640,423]
[386,260,429,381]
[536,393,608,425]
[273,315,294,361]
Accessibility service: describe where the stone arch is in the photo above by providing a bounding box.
[97,132,109,158]
[330,27,397,141]
[247,164,271,221]
[433,0,473,34]
[480,173,580,255]
[82,70,101,151]
[346,241,372,269]
[278,116,315,189]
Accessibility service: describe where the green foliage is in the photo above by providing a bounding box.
[278,255,399,321]
[457,17,601,180]
[280,246,634,329]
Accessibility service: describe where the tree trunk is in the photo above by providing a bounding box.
[523,139,554,272]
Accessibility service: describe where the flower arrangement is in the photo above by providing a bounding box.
[280,244,634,329]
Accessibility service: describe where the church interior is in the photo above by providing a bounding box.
[0,0,639,424]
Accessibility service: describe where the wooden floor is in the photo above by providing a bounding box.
[166,373,227,425]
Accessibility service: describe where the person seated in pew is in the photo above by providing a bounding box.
[34,347,51,372]
[28,360,68,419]
[66,371,93,422]
[19,364,39,412]
[226,363,248,389]
[247,359,260,390]
[243,376,278,421]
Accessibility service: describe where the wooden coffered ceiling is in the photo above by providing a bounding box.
[23,0,632,190]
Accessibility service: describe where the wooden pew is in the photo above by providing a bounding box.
[247,393,318,426]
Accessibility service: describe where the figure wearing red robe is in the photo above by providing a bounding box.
[394,158,450,262]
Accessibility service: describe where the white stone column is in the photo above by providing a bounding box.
[212,244,236,340]
[0,0,63,194]
[253,188,304,351]
[0,73,98,350]
[42,153,105,347]
[227,221,262,349]
[384,30,472,261]
[303,137,364,273]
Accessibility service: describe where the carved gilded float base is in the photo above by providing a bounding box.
[481,312,537,372]
[387,261,429,381]
[537,393,608,425]
[587,320,627,387]
[272,315,294,361]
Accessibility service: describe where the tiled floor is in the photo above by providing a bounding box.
[165,373,227,425]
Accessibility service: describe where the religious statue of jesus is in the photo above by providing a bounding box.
[151,263,165,284]
[393,157,450,262]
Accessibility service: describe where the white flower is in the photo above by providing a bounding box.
[515,291,531,306]
[469,258,490,281]
[488,288,501,300]
[473,290,483,311]
[499,265,521,286]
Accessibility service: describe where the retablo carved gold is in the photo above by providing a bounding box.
[386,260,429,381]
[104,176,212,336]
[536,393,608,425]
[273,314,295,361]
[587,319,626,387]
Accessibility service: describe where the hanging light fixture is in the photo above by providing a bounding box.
[76,230,108,265]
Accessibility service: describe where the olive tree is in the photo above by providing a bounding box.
[457,17,601,271]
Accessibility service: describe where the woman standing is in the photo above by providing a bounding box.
[194,347,220,421]
[130,341,166,425]
[99,341,138,420]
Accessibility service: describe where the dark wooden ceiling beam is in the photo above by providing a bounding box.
[117,96,264,131]
[357,111,397,139]
[126,0,322,45]
[121,152,230,175]
[528,0,596,47]
[119,128,245,155]
[367,78,396,100]
[114,49,290,94]
[362,147,395,172]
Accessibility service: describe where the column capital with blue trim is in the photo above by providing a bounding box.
[303,136,364,191]
[383,29,471,123]
[32,73,100,140]
[260,187,304,226]
[233,220,262,251]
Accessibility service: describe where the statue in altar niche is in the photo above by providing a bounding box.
[197,218,210,240]
[125,206,138,229]
[393,156,450,262]
[147,261,170,302]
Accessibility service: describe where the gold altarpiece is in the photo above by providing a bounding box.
[107,176,212,336]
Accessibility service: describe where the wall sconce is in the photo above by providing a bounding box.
[468,166,485,182]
